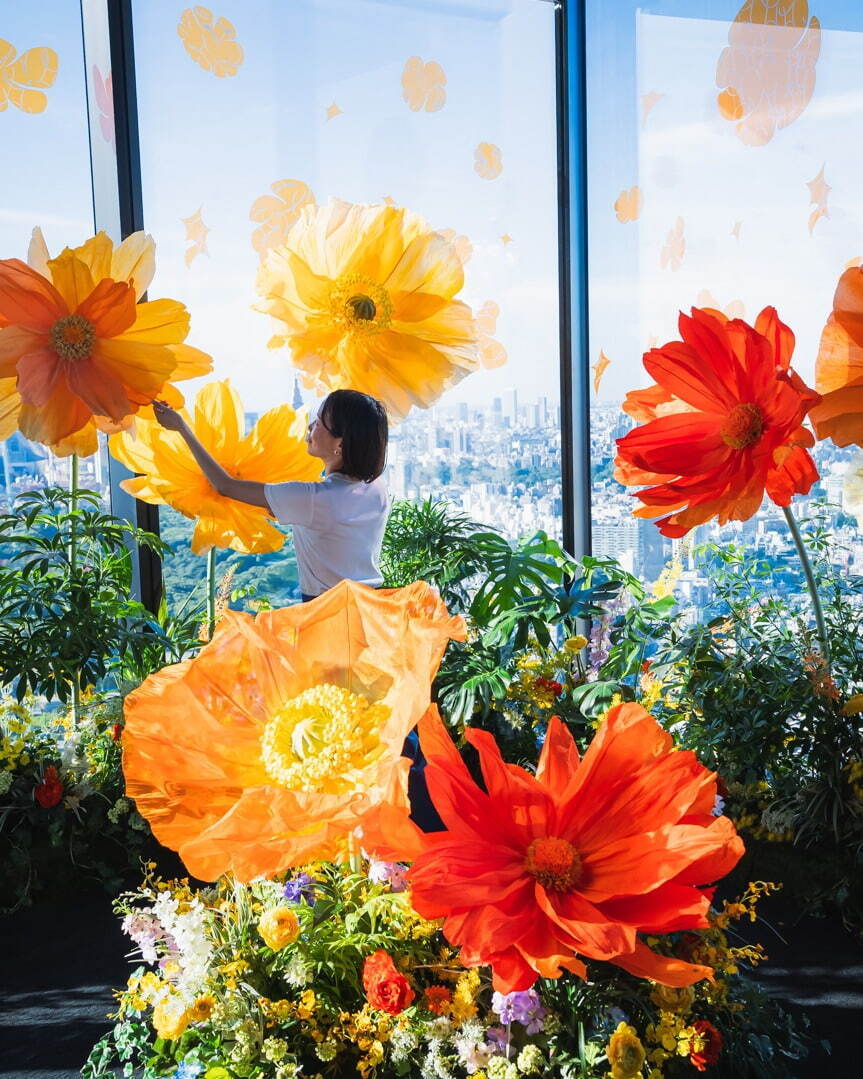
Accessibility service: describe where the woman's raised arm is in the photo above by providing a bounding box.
[151,400,271,510]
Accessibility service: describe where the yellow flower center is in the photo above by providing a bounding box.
[720,403,763,449]
[50,314,96,362]
[525,836,583,892]
[260,683,389,795]
[329,274,393,336]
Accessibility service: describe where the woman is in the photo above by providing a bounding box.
[152,388,389,601]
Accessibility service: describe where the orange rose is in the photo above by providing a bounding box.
[362,950,415,1015]
[423,985,453,1015]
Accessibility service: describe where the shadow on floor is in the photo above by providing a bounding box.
[1,888,861,1078]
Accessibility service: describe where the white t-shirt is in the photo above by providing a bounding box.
[264,473,390,597]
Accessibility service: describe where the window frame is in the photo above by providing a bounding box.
[80,0,592,609]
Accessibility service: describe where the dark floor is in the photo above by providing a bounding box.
[0,889,860,1078]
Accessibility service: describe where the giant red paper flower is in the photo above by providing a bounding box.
[614,307,820,537]
[365,704,743,993]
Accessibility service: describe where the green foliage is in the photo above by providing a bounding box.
[0,488,179,701]
[0,693,163,912]
[159,507,299,612]
[381,497,497,610]
[652,525,863,850]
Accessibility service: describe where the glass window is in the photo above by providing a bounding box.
[587,0,863,597]
[131,0,562,605]
[0,2,104,503]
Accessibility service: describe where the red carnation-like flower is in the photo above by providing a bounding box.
[424,985,453,1015]
[615,306,820,537]
[363,705,743,994]
[362,949,416,1015]
[690,1020,723,1071]
[110,723,123,742]
[34,766,63,809]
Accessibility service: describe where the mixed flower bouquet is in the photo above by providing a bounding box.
[84,863,807,1079]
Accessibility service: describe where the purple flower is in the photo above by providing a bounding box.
[283,872,316,904]
[491,989,547,1033]
[367,860,409,892]
[485,1025,509,1050]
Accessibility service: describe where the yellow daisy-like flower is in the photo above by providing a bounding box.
[258,906,301,951]
[0,227,211,455]
[110,379,321,554]
[607,1022,647,1079]
[254,199,481,420]
[190,994,216,1022]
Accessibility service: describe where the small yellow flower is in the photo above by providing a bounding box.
[297,988,317,1020]
[607,1022,646,1078]
[563,635,588,653]
[258,906,301,951]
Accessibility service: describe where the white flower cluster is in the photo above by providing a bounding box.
[107,797,130,824]
[149,891,213,1004]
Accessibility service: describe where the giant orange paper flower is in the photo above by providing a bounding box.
[614,307,820,537]
[809,266,863,447]
[254,200,480,420]
[122,580,466,882]
[110,380,321,554]
[366,705,743,994]
[0,229,211,454]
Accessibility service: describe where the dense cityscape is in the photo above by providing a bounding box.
[2,396,860,614]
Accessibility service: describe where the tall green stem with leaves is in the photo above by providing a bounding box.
[783,504,830,664]
[68,453,81,726]
[206,546,217,640]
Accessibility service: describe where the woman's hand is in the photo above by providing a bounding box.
[152,400,188,433]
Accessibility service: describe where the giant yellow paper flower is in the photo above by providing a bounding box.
[0,229,211,454]
[254,200,481,420]
[122,579,466,881]
[110,379,321,554]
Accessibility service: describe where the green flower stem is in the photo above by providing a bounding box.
[206,546,217,640]
[782,504,830,665]
[69,453,81,727]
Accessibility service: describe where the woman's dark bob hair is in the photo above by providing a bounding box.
[320,389,388,482]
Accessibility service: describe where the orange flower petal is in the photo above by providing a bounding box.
[46,250,96,311]
[612,939,713,987]
[49,421,99,458]
[16,348,61,407]
[18,380,91,445]
[115,298,190,345]
[0,324,46,378]
[76,277,137,337]
[0,258,67,329]
[0,377,21,439]
[67,356,136,423]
